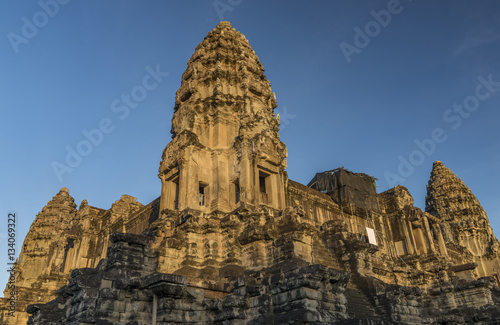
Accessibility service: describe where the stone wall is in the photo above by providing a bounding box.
[5,21,500,324]
[8,162,500,324]
[27,233,352,325]
[27,230,500,324]
[0,191,161,325]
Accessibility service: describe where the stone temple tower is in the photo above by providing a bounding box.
[426,160,500,277]
[158,21,287,214]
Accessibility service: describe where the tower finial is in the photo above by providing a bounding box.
[216,21,232,29]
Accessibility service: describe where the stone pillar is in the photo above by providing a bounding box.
[435,225,448,257]
[213,154,230,211]
[422,216,436,253]
[403,220,416,255]
[413,227,428,254]
[159,175,168,213]
[187,154,201,210]
[178,158,190,210]
[152,295,158,324]
[243,149,253,206]
[253,163,260,205]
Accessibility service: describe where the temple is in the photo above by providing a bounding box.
[1,22,500,325]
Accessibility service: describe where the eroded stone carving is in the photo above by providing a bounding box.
[2,22,500,325]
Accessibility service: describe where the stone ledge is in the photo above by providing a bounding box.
[109,232,152,246]
[451,262,478,273]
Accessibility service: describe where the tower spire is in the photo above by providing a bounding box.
[426,161,499,273]
[426,161,487,223]
[159,22,287,214]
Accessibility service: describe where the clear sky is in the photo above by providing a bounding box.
[1,0,499,295]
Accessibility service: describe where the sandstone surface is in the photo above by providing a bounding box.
[1,22,499,325]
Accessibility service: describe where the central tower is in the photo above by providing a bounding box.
[158,21,287,214]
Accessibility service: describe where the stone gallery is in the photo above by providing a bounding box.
[1,21,500,324]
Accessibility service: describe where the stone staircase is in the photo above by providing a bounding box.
[344,287,382,322]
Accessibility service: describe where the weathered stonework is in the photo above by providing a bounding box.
[0,192,159,325]
[426,161,500,280]
[2,22,500,324]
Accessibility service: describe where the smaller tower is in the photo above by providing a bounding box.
[158,22,287,214]
[426,160,500,277]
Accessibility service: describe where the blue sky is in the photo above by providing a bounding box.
[1,0,499,294]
